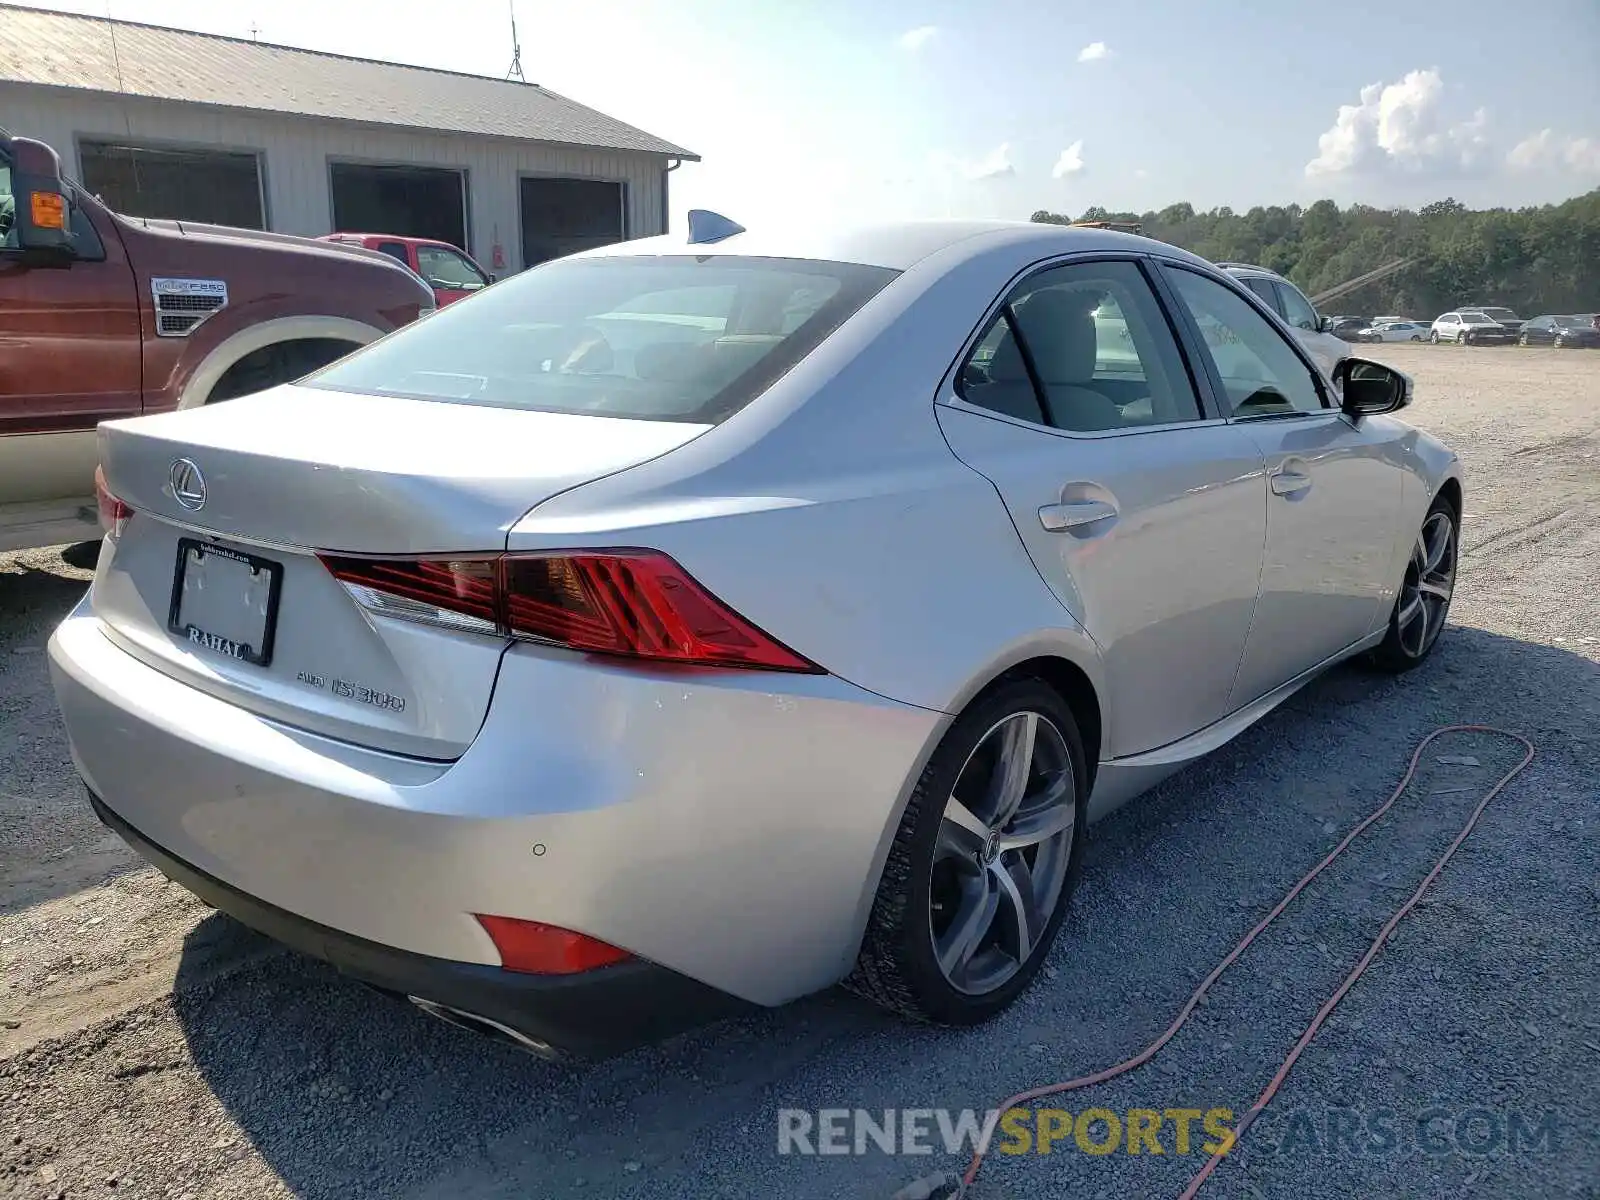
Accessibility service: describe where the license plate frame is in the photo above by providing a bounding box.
[166,538,284,668]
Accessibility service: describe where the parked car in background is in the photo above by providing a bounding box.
[1355,320,1428,343]
[0,131,434,553]
[319,234,493,307]
[1429,311,1517,345]
[1458,305,1524,336]
[1328,316,1371,341]
[1518,314,1600,348]
[1214,262,1350,374]
[52,217,1463,1059]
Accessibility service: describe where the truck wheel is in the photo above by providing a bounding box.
[205,338,360,404]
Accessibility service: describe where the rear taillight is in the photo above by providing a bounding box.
[319,549,823,674]
[94,466,132,539]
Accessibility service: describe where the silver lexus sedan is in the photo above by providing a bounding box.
[49,217,1462,1058]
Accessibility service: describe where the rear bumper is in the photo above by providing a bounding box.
[89,790,748,1059]
[49,599,941,1015]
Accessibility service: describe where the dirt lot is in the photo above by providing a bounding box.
[2,344,1598,1200]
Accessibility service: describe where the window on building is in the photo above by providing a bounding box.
[79,141,265,229]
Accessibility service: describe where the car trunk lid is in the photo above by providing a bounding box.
[91,386,709,758]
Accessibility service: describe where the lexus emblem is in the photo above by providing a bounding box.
[169,458,207,510]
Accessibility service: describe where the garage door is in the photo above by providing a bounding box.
[330,163,468,249]
[79,141,265,229]
[520,177,624,268]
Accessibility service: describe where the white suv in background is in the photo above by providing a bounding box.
[1216,262,1350,376]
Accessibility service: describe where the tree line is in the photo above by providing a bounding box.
[1030,189,1600,318]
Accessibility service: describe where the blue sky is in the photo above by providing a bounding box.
[16,0,1600,228]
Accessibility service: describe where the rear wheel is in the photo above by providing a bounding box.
[1410,334,1423,342]
[847,679,1085,1025]
[1429,330,1439,344]
[1370,496,1458,672]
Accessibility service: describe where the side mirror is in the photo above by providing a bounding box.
[1318,314,1335,333]
[1335,357,1412,416]
[5,137,73,262]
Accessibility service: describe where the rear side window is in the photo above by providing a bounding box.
[304,255,897,423]
[1241,277,1280,312]
[375,241,410,264]
[1274,281,1320,331]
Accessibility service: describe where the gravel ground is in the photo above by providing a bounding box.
[2,344,1597,1200]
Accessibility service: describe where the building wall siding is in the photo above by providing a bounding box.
[1,83,670,269]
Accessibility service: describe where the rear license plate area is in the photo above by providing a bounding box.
[167,538,284,667]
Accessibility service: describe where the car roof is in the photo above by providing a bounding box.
[570,217,1213,273]
[1214,262,1283,279]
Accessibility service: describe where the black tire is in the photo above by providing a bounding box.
[846,678,1086,1026]
[1369,494,1459,673]
[1410,335,1424,342]
[1429,330,1439,344]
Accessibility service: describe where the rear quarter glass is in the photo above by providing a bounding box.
[301,255,899,424]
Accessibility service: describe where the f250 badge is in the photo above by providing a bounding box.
[296,670,406,713]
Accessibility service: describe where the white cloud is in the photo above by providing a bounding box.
[1077,41,1111,63]
[1051,140,1086,179]
[962,143,1016,181]
[1305,68,1490,178]
[896,25,938,51]
[1507,129,1600,175]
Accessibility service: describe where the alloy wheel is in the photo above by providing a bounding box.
[929,712,1075,996]
[1397,510,1456,658]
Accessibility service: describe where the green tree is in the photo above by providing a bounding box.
[1029,190,1600,315]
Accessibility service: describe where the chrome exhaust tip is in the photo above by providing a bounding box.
[406,995,564,1061]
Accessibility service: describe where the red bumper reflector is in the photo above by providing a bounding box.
[474,914,633,975]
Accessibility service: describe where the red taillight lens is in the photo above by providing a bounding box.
[320,555,500,634]
[474,914,632,975]
[94,465,132,538]
[320,549,822,674]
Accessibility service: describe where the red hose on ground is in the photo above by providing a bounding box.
[958,724,1536,1198]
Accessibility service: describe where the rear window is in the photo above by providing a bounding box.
[304,254,898,423]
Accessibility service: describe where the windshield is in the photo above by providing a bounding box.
[304,254,898,423]
[1459,312,1496,324]
[1477,307,1517,319]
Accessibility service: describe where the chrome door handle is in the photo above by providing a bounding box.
[1270,467,1313,497]
[1039,499,1118,532]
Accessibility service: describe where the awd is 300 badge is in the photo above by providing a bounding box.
[296,671,406,713]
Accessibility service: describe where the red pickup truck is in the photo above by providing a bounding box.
[318,233,493,307]
[0,132,435,553]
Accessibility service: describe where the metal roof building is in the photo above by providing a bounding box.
[0,4,698,271]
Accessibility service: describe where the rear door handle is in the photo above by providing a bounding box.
[1269,465,1313,497]
[1039,499,1119,532]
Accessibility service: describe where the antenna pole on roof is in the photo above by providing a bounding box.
[505,0,527,83]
